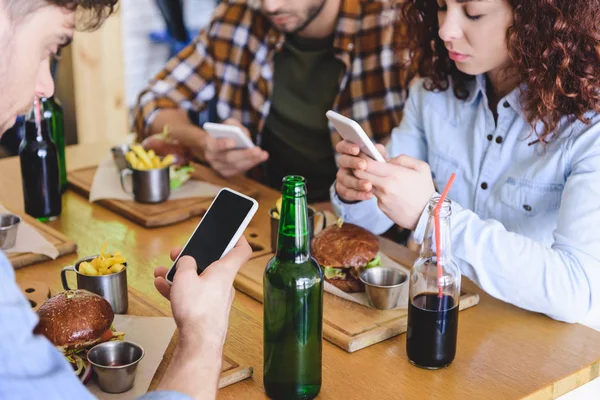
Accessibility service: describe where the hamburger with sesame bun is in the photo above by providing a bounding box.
[311,222,381,293]
[34,289,124,383]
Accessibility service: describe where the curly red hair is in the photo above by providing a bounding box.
[400,0,600,143]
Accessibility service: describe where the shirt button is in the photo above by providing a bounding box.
[481,182,488,190]
[487,134,493,141]
[503,101,510,108]
[496,136,503,144]
[523,204,532,212]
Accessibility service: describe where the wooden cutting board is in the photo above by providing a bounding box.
[235,246,480,353]
[67,163,260,228]
[8,213,78,269]
[22,285,253,391]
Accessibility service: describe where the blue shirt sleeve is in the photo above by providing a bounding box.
[0,251,192,400]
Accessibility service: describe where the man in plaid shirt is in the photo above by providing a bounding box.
[135,0,413,201]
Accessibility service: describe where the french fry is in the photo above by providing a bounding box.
[79,262,98,276]
[161,154,175,168]
[125,152,139,170]
[152,155,162,169]
[131,145,153,169]
[105,255,126,265]
[82,244,128,276]
[109,264,126,274]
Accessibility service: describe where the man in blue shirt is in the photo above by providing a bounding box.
[0,1,253,399]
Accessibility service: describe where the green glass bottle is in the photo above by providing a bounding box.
[41,97,67,193]
[264,176,324,400]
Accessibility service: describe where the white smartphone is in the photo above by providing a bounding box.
[326,110,386,162]
[165,188,258,285]
[203,122,255,149]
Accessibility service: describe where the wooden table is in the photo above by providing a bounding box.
[2,144,600,399]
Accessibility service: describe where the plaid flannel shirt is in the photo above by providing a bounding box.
[134,0,412,147]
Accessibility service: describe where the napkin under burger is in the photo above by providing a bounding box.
[34,289,124,383]
[311,223,381,293]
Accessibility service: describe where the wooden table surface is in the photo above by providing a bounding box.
[2,144,600,400]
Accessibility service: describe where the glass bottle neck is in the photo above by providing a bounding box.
[420,198,452,264]
[25,99,52,142]
[276,179,310,263]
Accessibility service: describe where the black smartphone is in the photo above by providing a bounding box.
[165,188,258,284]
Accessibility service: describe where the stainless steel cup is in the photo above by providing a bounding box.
[360,267,408,310]
[120,166,170,204]
[269,206,326,252]
[111,144,130,171]
[87,341,144,394]
[61,255,128,314]
[0,213,21,250]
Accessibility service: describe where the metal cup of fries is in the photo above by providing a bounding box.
[61,243,129,314]
[120,144,173,204]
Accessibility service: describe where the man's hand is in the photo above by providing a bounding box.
[153,237,252,399]
[154,236,252,345]
[353,155,436,230]
[203,118,268,178]
[150,111,268,177]
[334,140,386,202]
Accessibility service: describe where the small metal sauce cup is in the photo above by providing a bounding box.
[360,267,408,310]
[61,255,128,314]
[0,213,22,250]
[87,341,144,394]
[120,166,170,204]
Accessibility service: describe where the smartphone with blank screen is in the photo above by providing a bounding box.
[326,110,386,162]
[203,122,255,149]
[165,188,258,285]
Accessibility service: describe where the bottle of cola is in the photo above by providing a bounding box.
[19,98,62,221]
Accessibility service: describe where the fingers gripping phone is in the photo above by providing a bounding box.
[326,110,386,162]
[165,188,258,284]
[203,122,255,149]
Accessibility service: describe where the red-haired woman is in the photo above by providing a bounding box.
[333,0,600,329]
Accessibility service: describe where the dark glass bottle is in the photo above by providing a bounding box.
[19,98,62,221]
[41,97,67,192]
[406,196,460,369]
[264,176,323,400]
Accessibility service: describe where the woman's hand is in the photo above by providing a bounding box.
[354,155,436,230]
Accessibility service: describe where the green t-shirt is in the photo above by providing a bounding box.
[261,34,345,202]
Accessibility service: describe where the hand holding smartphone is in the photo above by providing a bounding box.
[165,188,258,284]
[203,122,255,150]
[326,110,386,162]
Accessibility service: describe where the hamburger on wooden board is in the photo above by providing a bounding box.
[34,289,124,383]
[311,222,381,293]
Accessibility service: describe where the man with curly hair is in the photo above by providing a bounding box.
[0,1,252,399]
[335,0,600,329]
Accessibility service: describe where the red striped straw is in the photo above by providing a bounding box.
[434,173,456,299]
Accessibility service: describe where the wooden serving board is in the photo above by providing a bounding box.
[235,245,480,353]
[67,163,260,228]
[23,285,253,391]
[8,213,78,269]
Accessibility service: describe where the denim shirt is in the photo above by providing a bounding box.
[332,75,600,328]
[0,251,192,400]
